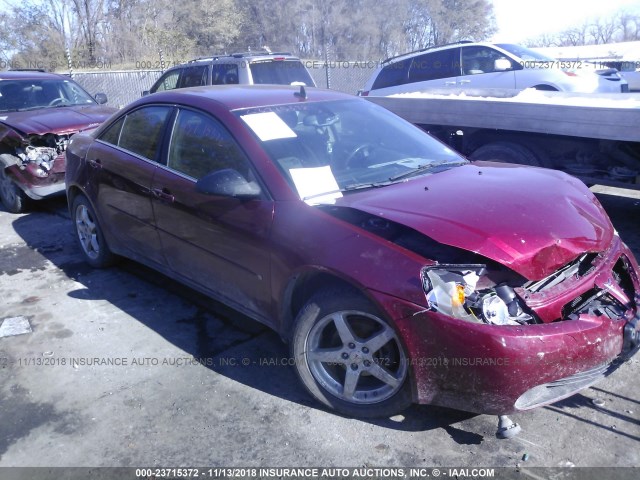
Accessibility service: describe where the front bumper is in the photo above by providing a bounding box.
[6,156,66,200]
[370,239,640,415]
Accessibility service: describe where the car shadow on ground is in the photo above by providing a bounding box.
[8,202,483,445]
[544,392,640,442]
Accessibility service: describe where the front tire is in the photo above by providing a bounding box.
[72,194,115,268]
[0,168,28,213]
[291,290,412,418]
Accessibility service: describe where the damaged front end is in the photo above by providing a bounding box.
[1,130,69,211]
[420,245,639,329]
[421,264,536,326]
[412,234,640,415]
[12,133,69,181]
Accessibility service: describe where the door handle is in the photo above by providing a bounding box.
[444,81,457,86]
[458,80,471,84]
[152,187,175,203]
[88,158,102,169]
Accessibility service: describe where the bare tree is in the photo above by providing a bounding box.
[527,6,640,47]
[617,10,640,41]
[1,0,498,67]
[404,0,496,51]
[71,0,106,61]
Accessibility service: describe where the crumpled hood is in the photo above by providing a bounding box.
[0,105,116,136]
[335,162,614,280]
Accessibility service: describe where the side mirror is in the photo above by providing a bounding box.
[196,168,261,199]
[142,90,150,97]
[95,93,108,104]
[494,58,513,72]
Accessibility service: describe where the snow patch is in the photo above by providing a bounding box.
[390,88,640,109]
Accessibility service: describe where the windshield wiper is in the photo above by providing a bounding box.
[15,106,49,112]
[341,181,391,192]
[388,160,467,182]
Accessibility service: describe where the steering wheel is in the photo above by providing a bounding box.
[49,97,67,106]
[344,143,376,169]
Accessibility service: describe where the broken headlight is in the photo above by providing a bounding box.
[420,264,534,325]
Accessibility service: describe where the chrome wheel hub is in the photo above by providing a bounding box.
[75,204,100,260]
[306,310,406,404]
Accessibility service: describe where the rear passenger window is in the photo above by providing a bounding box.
[180,65,208,88]
[211,64,239,85]
[372,58,411,90]
[118,106,172,161]
[408,48,461,82]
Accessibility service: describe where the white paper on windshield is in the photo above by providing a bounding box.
[289,166,343,205]
[240,112,297,141]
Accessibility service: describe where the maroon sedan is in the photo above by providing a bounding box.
[65,86,640,431]
[0,71,116,212]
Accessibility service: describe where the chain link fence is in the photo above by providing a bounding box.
[71,62,378,108]
[72,70,162,108]
[307,61,376,93]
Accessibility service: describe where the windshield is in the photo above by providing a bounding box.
[0,78,96,112]
[495,44,556,62]
[249,60,316,86]
[236,99,466,203]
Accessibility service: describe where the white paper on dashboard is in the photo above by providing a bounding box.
[240,112,297,141]
[289,166,343,205]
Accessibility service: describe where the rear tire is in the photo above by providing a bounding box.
[291,290,412,418]
[72,194,116,268]
[470,141,541,167]
[0,167,28,213]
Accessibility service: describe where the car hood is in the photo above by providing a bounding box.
[0,105,117,136]
[335,162,614,280]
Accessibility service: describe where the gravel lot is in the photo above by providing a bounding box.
[0,186,639,475]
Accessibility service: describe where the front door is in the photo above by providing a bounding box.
[151,108,274,322]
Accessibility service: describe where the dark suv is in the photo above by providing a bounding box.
[144,51,316,95]
[0,70,116,212]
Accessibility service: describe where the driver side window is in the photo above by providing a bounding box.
[153,70,181,92]
[461,46,512,75]
[168,109,249,180]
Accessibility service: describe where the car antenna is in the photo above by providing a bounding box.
[294,85,307,100]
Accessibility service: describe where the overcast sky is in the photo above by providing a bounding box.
[491,0,640,42]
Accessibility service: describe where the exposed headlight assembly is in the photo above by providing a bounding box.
[420,264,534,325]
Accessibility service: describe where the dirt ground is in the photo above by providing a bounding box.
[0,186,639,476]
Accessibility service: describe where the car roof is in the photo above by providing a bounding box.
[0,70,69,81]
[167,52,303,69]
[138,85,354,111]
[382,40,495,65]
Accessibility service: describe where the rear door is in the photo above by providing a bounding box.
[211,64,239,85]
[150,107,275,322]
[407,47,462,89]
[86,105,173,266]
[178,65,209,88]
